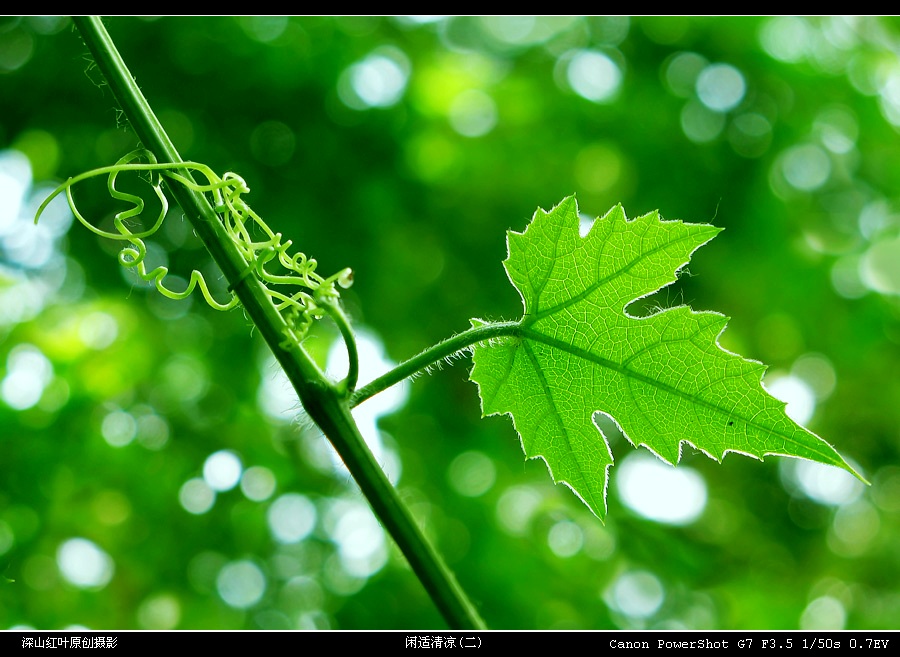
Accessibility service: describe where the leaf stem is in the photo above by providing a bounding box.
[324,301,359,396]
[72,16,484,630]
[350,320,522,408]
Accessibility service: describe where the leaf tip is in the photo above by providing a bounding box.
[841,459,870,486]
[561,478,609,522]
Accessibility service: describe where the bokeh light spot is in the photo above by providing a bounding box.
[217,560,266,609]
[101,410,137,448]
[496,485,543,536]
[760,17,810,63]
[2,344,53,411]
[448,89,498,137]
[800,595,846,630]
[0,149,30,235]
[160,354,208,405]
[567,50,621,103]
[829,500,880,557]
[326,329,407,484]
[605,570,664,619]
[873,467,900,513]
[815,106,858,154]
[326,501,388,579]
[203,450,242,492]
[56,538,114,590]
[547,520,583,558]
[664,52,708,98]
[241,466,277,502]
[237,16,288,43]
[447,450,496,497]
[696,63,745,112]
[257,361,298,424]
[179,478,215,515]
[136,412,169,451]
[137,593,181,630]
[781,144,831,191]
[861,235,900,295]
[765,374,816,425]
[788,459,864,506]
[0,25,34,72]
[680,100,725,143]
[267,493,316,544]
[728,113,772,158]
[78,311,119,350]
[830,255,868,299]
[340,47,410,109]
[479,16,536,46]
[792,354,837,401]
[617,453,707,525]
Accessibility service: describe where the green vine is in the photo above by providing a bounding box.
[36,149,356,379]
[36,16,486,630]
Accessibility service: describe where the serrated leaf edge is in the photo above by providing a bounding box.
[471,197,867,519]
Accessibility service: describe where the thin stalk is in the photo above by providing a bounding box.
[72,16,484,630]
[350,321,522,408]
[324,301,360,395]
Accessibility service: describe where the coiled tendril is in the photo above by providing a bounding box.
[35,149,353,346]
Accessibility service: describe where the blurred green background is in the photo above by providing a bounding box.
[1,16,899,630]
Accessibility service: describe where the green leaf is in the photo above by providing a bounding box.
[470,196,862,519]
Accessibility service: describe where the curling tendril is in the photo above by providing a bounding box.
[35,149,353,347]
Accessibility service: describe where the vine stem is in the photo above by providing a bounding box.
[72,16,485,630]
[324,301,360,395]
[351,321,522,408]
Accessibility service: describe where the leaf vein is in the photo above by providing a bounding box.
[520,327,825,456]
[527,231,704,324]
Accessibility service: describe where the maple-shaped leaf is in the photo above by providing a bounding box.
[470,196,862,519]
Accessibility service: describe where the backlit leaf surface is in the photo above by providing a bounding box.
[470,196,858,518]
